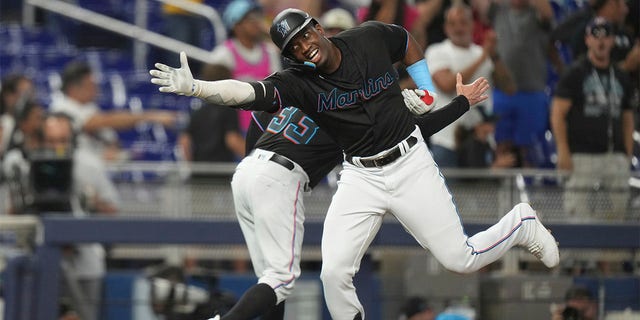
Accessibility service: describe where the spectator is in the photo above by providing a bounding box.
[550,17,634,221]
[357,0,421,41]
[414,0,458,48]
[1,99,45,214]
[477,0,555,168]
[211,0,282,133]
[6,99,45,153]
[0,74,35,157]
[457,106,515,168]
[258,0,323,19]
[552,0,635,71]
[358,0,429,90]
[320,7,358,37]
[551,285,598,320]
[50,61,176,161]
[357,0,420,28]
[425,3,515,168]
[177,64,245,163]
[42,112,120,320]
[553,1,638,104]
[399,296,436,320]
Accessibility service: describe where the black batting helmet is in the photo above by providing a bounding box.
[270,8,317,59]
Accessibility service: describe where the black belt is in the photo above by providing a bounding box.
[348,136,418,168]
[263,153,295,171]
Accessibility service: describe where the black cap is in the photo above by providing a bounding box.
[585,17,613,38]
[270,8,316,59]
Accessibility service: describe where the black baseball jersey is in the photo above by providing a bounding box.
[248,21,417,158]
[244,95,470,189]
[246,108,342,189]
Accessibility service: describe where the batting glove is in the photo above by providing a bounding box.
[149,51,198,96]
[402,89,438,115]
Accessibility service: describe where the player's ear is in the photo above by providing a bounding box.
[315,23,325,36]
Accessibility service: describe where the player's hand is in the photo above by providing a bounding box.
[150,51,195,96]
[402,88,438,115]
[456,73,489,106]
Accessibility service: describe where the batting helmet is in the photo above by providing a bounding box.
[269,8,317,59]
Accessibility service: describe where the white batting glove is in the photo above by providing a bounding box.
[149,51,197,96]
[402,88,438,115]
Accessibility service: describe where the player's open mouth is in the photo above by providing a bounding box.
[307,48,319,62]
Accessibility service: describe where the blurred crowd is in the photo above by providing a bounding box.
[0,0,637,165]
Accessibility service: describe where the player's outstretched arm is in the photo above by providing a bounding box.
[455,73,489,106]
[149,51,256,106]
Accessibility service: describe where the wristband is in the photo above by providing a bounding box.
[192,80,204,97]
[406,59,435,92]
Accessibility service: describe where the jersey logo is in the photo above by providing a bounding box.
[317,72,396,112]
[267,107,319,144]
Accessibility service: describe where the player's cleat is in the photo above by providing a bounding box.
[525,207,559,268]
[207,315,220,320]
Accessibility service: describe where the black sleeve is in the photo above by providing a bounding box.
[244,81,279,113]
[554,63,581,100]
[414,95,470,138]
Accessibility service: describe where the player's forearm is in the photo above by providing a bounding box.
[415,95,469,137]
[404,34,436,92]
[193,79,256,106]
[403,31,428,66]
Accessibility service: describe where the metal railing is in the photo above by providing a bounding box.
[99,162,640,224]
[23,0,226,69]
[1,163,639,320]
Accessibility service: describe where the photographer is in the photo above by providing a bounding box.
[551,285,598,320]
[2,109,119,318]
[42,112,120,320]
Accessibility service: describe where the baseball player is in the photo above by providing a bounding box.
[150,8,559,320]
[209,96,475,320]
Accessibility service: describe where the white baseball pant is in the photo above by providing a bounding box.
[231,148,309,304]
[320,126,538,319]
